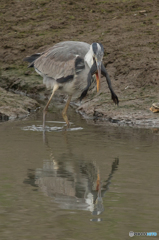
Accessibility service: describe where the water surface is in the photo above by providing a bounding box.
[0,104,159,239]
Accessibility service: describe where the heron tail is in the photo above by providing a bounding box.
[23,53,42,67]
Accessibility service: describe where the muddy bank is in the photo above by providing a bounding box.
[77,103,159,129]
[0,87,39,120]
[0,0,159,126]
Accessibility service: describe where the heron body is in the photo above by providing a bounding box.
[24,41,119,128]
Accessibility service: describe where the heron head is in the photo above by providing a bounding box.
[91,43,104,92]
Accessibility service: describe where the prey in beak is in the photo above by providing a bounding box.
[95,60,102,92]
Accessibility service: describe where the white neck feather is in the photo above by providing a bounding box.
[84,47,94,68]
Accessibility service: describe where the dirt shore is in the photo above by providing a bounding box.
[0,0,159,127]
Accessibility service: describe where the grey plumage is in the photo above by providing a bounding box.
[25,41,92,98]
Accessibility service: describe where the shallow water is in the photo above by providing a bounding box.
[0,104,159,240]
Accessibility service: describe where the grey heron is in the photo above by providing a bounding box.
[24,41,119,128]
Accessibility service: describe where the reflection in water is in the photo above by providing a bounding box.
[24,152,119,216]
[24,131,119,217]
[92,158,119,216]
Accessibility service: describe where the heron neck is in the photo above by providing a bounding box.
[84,50,94,68]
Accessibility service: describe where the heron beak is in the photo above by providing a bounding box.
[95,61,101,92]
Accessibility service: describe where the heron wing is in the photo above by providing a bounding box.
[34,41,90,80]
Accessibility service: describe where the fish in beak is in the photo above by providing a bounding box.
[95,60,102,92]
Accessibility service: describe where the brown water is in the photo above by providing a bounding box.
[0,104,159,240]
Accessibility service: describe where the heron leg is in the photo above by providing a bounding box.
[62,95,72,126]
[43,84,59,129]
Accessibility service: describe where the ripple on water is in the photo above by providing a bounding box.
[21,123,83,132]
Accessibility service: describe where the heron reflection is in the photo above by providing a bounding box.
[24,156,119,215]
